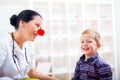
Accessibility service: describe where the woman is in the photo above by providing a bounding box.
[0,9,57,80]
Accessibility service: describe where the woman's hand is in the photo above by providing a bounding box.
[48,74,59,80]
[28,68,59,80]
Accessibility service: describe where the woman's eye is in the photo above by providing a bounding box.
[36,25,38,27]
[35,24,40,28]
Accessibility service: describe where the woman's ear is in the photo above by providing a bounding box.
[19,20,25,28]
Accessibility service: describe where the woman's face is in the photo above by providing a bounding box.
[80,34,98,56]
[21,15,43,41]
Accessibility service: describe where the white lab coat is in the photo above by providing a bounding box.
[0,32,35,80]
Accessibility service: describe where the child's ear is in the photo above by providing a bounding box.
[97,42,101,48]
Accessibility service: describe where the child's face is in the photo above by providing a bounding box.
[80,34,99,56]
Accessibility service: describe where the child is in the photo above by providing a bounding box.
[72,29,112,80]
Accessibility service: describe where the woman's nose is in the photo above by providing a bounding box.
[37,28,45,36]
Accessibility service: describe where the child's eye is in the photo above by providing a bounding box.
[81,41,84,43]
[88,41,92,43]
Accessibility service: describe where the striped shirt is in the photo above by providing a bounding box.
[72,52,112,80]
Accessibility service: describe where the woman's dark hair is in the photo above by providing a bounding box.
[10,9,42,30]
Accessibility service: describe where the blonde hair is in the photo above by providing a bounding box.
[81,29,101,47]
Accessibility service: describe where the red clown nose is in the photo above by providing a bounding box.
[37,28,45,36]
